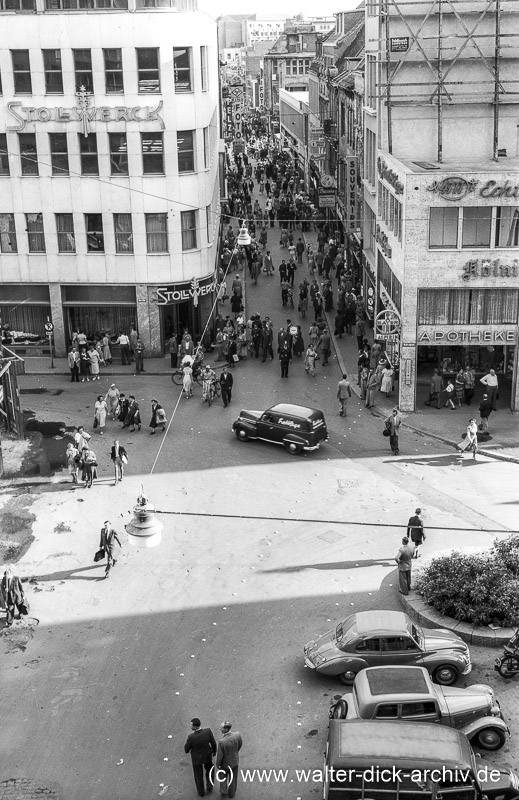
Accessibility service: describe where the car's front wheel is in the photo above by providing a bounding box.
[284,441,303,455]
[330,699,348,719]
[432,665,458,686]
[235,427,249,442]
[472,727,506,751]
[338,669,358,685]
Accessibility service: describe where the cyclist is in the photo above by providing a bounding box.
[201,364,216,403]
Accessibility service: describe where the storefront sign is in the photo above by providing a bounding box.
[377,158,404,195]
[345,157,358,231]
[427,177,519,201]
[156,275,216,307]
[7,89,164,136]
[402,358,413,386]
[318,186,336,209]
[462,258,519,280]
[390,37,410,53]
[418,328,517,344]
[375,308,401,341]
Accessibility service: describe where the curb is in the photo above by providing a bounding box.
[398,589,514,648]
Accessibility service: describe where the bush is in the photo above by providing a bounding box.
[414,534,519,627]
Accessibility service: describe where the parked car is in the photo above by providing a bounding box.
[329,665,509,751]
[232,403,328,455]
[304,609,472,685]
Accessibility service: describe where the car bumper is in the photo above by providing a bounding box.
[462,662,472,675]
[304,657,317,670]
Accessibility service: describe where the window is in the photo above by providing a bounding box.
[141,133,163,174]
[181,210,197,250]
[73,49,93,93]
[2,0,36,8]
[145,213,167,253]
[49,133,69,176]
[46,0,128,7]
[137,48,160,94]
[56,213,75,253]
[104,49,124,94]
[495,207,519,247]
[429,207,458,248]
[177,130,194,173]
[366,54,376,108]
[200,46,208,91]
[11,50,32,94]
[43,50,63,94]
[401,702,437,718]
[19,133,38,176]
[355,638,381,653]
[173,47,192,92]
[26,213,45,252]
[203,127,209,169]
[0,135,9,176]
[298,59,304,74]
[85,214,104,252]
[0,214,17,253]
[364,128,376,186]
[462,207,491,248]
[375,705,398,719]
[114,214,133,253]
[418,289,519,325]
[109,133,128,175]
[79,134,98,175]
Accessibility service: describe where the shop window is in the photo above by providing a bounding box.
[177,130,194,173]
[173,47,192,92]
[137,48,160,94]
[141,133,164,175]
[56,213,75,253]
[19,133,38,176]
[181,210,197,251]
[145,213,167,253]
[200,46,208,91]
[43,50,63,94]
[104,49,124,94]
[85,213,104,252]
[462,207,491,248]
[12,50,32,94]
[418,288,519,325]
[2,0,36,8]
[495,207,519,248]
[79,134,98,176]
[0,214,17,253]
[0,135,9,176]
[109,133,128,175]
[73,49,93,93]
[429,207,458,248]
[47,0,127,7]
[26,213,45,252]
[49,133,69,176]
[114,213,133,253]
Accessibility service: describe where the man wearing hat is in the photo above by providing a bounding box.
[395,537,414,594]
[216,721,242,797]
[184,717,217,797]
[384,408,402,455]
[220,366,234,408]
[479,393,493,432]
[407,509,425,558]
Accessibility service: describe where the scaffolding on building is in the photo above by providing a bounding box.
[373,0,519,160]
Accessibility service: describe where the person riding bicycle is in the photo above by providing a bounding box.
[201,365,216,402]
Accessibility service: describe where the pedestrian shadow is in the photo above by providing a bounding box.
[261,558,395,574]
[28,565,103,583]
[394,453,488,467]
[0,477,118,496]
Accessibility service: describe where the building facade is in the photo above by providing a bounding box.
[263,29,318,114]
[0,0,220,357]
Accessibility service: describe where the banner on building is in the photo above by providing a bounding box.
[345,156,358,231]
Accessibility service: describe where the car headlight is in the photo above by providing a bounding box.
[491,702,501,716]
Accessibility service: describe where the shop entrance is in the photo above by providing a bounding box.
[160,301,196,348]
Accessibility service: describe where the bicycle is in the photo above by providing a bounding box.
[171,364,204,387]
[205,379,221,407]
[495,629,519,678]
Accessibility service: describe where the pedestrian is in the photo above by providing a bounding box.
[304,342,318,376]
[279,341,291,378]
[216,721,242,798]
[454,368,465,407]
[116,331,131,365]
[94,395,108,435]
[337,373,352,416]
[219,365,234,408]
[87,345,101,381]
[168,334,178,368]
[184,717,217,798]
[129,325,138,362]
[134,338,145,373]
[395,537,414,594]
[478,393,492,432]
[118,393,129,423]
[480,368,499,410]
[80,445,97,487]
[101,332,112,364]
[0,566,27,627]
[318,328,331,366]
[98,520,121,579]
[292,325,304,357]
[73,424,91,452]
[105,384,121,419]
[68,345,80,382]
[110,439,128,484]
[123,395,141,431]
[425,368,443,409]
[79,347,90,381]
[261,324,274,362]
[462,364,475,406]
[457,418,479,460]
[407,508,425,558]
[444,379,456,409]
[380,363,394,398]
[365,368,379,409]
[384,408,402,455]
[149,399,167,434]
[295,237,305,264]
[355,318,366,352]
[65,442,80,484]
[263,251,274,276]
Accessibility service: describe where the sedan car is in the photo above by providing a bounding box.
[232,403,328,455]
[304,610,472,685]
[329,665,509,751]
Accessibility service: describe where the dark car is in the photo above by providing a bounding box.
[232,403,328,455]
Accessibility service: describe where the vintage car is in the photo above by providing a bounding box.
[304,609,472,685]
[329,665,509,751]
[232,403,328,455]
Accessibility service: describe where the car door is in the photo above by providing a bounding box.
[257,412,277,442]
[379,636,424,666]
[353,636,383,667]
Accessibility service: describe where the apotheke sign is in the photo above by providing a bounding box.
[418,327,517,344]
[427,176,519,201]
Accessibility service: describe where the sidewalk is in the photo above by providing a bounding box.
[22,354,173,377]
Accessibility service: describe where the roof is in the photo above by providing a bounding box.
[354,610,409,635]
[269,403,324,418]
[266,31,318,55]
[363,666,431,697]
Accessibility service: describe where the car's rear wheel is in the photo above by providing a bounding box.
[338,669,358,685]
[235,427,249,442]
[284,441,303,455]
[472,727,506,751]
[432,665,458,686]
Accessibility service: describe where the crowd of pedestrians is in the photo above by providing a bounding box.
[67,324,146,382]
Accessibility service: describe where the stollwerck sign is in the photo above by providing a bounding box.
[155,275,217,307]
[7,87,164,136]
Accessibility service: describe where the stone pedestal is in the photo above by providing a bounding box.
[399,346,417,412]
[137,284,161,357]
[49,283,67,358]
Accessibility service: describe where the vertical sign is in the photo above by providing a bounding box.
[345,156,358,231]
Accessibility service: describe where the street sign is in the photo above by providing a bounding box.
[44,321,54,333]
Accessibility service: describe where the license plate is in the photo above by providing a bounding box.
[495,657,501,668]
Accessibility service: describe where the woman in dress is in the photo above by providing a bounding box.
[88,346,101,381]
[118,393,129,423]
[293,325,305,358]
[123,395,141,432]
[94,395,108,436]
[380,363,394,398]
[459,418,479,460]
[79,348,90,382]
[101,333,112,364]
[454,368,465,407]
[105,384,120,419]
[80,445,97,488]
[149,399,167,434]
[65,442,80,484]
[182,362,193,398]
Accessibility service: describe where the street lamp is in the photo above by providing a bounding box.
[236,225,251,246]
[126,485,163,548]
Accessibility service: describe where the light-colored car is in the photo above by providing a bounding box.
[329,665,509,751]
[304,609,472,685]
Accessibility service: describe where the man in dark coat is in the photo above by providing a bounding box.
[261,324,274,363]
[220,366,234,408]
[407,508,425,558]
[216,721,242,798]
[395,537,414,594]
[0,566,26,626]
[99,521,121,578]
[184,717,217,797]
[479,393,493,432]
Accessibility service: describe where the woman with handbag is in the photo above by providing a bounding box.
[457,419,478,460]
[111,439,128,484]
[66,442,80,484]
[94,395,108,435]
[0,566,27,626]
[81,446,97,488]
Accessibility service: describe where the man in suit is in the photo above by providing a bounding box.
[220,367,234,408]
[99,521,121,578]
[0,566,26,626]
[184,717,217,797]
[395,537,414,595]
[216,721,242,798]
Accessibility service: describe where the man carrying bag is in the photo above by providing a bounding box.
[96,521,122,579]
[0,566,28,626]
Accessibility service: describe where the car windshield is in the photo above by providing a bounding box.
[335,617,357,645]
[411,623,423,648]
